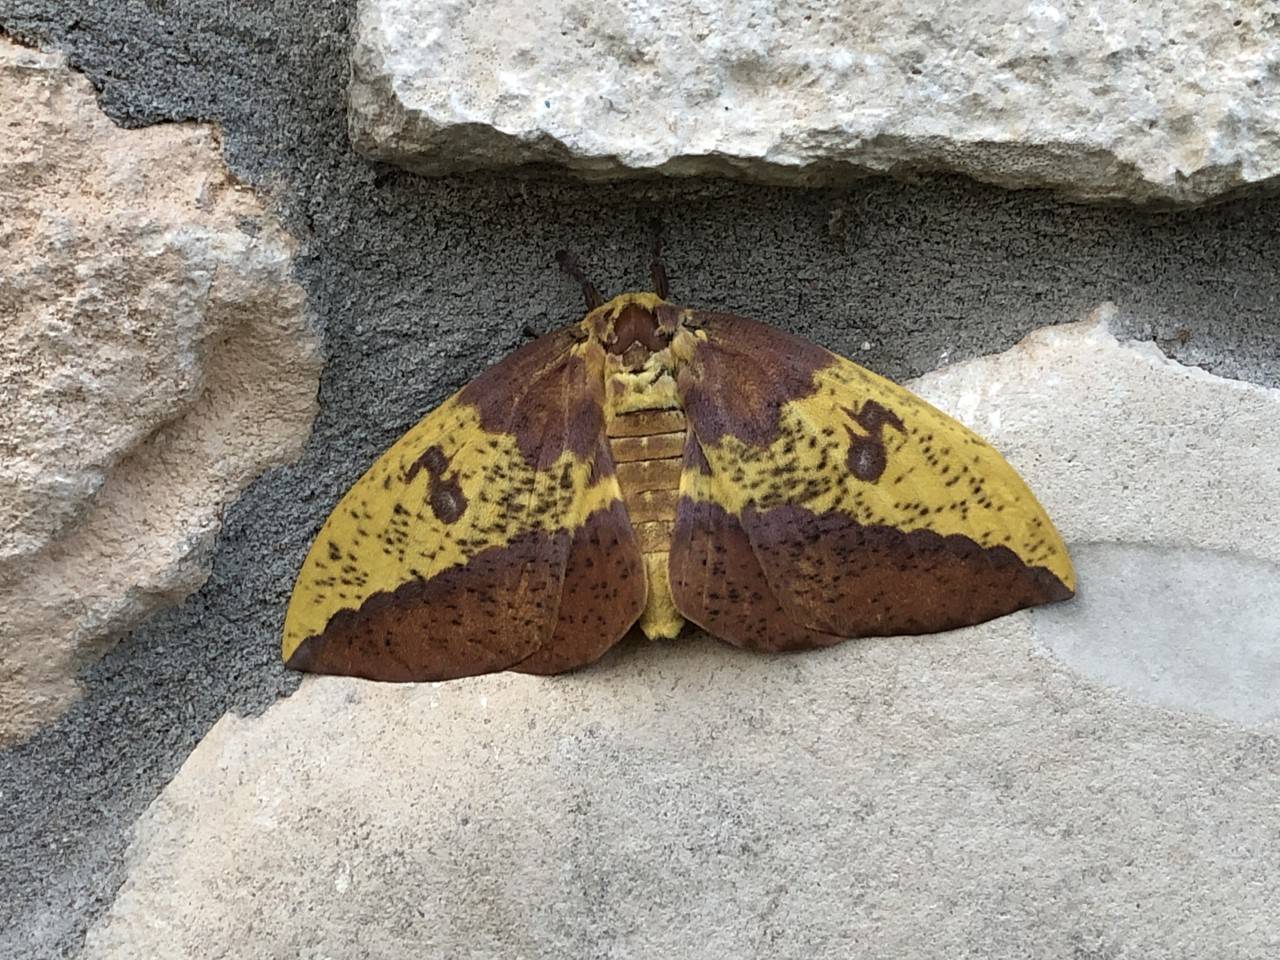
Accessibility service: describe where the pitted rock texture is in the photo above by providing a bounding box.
[83,313,1280,959]
[349,0,1280,204]
[0,39,320,746]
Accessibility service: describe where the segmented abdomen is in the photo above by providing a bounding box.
[606,407,687,638]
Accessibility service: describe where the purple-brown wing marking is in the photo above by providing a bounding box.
[738,504,1073,638]
[669,309,1073,646]
[675,310,832,446]
[669,490,845,652]
[285,327,646,681]
[287,529,574,680]
[844,399,905,483]
[513,497,647,675]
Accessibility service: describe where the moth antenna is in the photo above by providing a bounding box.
[556,250,605,311]
[647,220,670,299]
[650,254,670,301]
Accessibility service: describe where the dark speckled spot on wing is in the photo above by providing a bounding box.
[668,497,844,652]
[740,503,1074,639]
[513,499,646,675]
[427,474,467,524]
[843,399,905,483]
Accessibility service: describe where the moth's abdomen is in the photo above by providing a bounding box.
[607,407,687,639]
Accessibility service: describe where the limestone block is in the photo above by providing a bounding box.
[0,40,321,745]
[348,0,1280,203]
[84,312,1280,959]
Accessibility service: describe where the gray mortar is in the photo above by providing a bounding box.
[0,2,1278,957]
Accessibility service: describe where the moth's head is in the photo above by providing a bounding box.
[586,292,685,370]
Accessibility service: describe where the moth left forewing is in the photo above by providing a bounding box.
[282,394,511,656]
[283,328,646,681]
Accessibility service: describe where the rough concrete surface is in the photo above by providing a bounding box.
[1040,543,1280,726]
[0,39,320,746]
[350,0,1280,203]
[84,635,1280,960]
[0,1,1277,958]
[82,318,1280,958]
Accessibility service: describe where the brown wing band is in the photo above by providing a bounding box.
[739,502,1074,639]
[669,498,1072,651]
[286,528,570,681]
[668,496,845,652]
[512,500,646,675]
[287,502,645,681]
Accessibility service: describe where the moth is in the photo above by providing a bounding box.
[283,257,1074,680]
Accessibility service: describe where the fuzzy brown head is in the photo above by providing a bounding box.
[586,294,684,371]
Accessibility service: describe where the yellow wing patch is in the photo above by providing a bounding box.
[681,353,1075,590]
[282,395,622,662]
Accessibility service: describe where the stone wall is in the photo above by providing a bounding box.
[0,2,1277,957]
[350,0,1280,202]
[0,41,321,747]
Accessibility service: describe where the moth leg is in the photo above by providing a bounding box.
[556,250,605,310]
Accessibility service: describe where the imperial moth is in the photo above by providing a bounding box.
[282,260,1074,680]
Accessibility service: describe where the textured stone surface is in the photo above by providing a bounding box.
[349,0,1280,204]
[1039,543,1280,726]
[0,40,320,745]
[914,308,1280,571]
[83,315,1280,959]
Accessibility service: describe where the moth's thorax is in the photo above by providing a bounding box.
[585,293,699,407]
[611,303,670,364]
